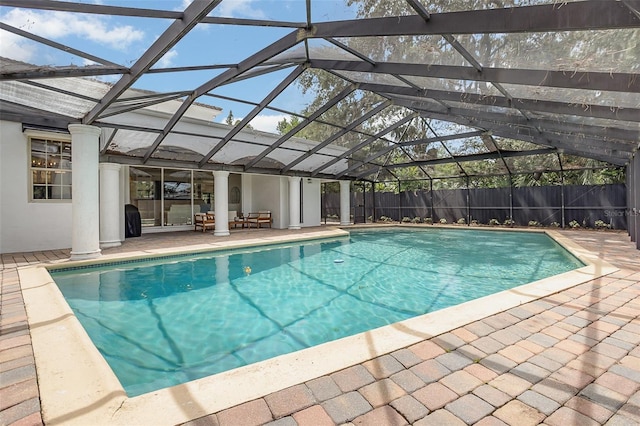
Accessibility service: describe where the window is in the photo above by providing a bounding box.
[30,136,72,201]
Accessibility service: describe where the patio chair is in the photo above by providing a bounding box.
[194,212,215,232]
[247,211,272,228]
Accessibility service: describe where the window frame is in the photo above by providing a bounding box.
[26,129,73,203]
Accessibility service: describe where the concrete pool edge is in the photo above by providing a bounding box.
[19,226,619,425]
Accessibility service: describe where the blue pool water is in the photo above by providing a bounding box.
[52,228,583,396]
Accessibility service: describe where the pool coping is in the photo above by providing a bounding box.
[18,225,618,425]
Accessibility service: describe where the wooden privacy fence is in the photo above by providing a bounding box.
[322,184,627,229]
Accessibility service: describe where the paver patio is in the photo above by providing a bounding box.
[1,227,638,425]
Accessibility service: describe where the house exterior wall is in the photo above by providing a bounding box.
[242,174,322,229]
[278,177,289,229]
[0,117,324,253]
[0,121,73,253]
[302,178,321,227]
[250,174,285,229]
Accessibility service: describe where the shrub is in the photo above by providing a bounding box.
[504,219,515,226]
[528,220,540,227]
[379,215,393,222]
[569,220,580,228]
[439,218,448,224]
[549,222,560,227]
[457,218,466,225]
[594,220,611,230]
[401,216,411,223]
[470,219,479,226]
[424,217,433,224]
[411,216,422,223]
[489,218,500,226]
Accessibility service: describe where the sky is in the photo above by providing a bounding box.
[0,0,358,133]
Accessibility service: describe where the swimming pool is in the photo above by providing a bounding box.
[52,228,583,396]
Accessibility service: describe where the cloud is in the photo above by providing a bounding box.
[0,8,144,62]
[181,0,267,19]
[246,114,289,134]
[0,31,36,62]
[157,49,178,68]
[217,0,268,19]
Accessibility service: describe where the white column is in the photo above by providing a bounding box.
[288,176,301,230]
[213,170,230,236]
[69,124,102,260]
[339,180,351,226]
[99,163,122,248]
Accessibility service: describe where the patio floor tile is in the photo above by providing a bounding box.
[321,391,372,424]
[390,395,429,423]
[516,390,560,415]
[531,378,578,405]
[439,370,483,395]
[564,396,614,424]
[445,393,494,424]
[291,405,333,426]
[412,382,458,411]
[579,383,628,412]
[493,400,545,426]
[488,373,532,398]
[408,340,446,360]
[330,365,375,392]
[305,376,341,402]
[216,399,272,426]
[472,384,512,408]
[352,405,407,426]
[409,359,451,383]
[358,378,406,407]
[549,366,596,389]
[362,354,405,379]
[389,369,425,393]
[594,371,640,397]
[463,362,498,383]
[264,384,315,419]
[544,406,600,426]
[414,408,466,426]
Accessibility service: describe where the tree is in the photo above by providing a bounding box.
[225,110,235,126]
[276,115,301,135]
[292,0,630,185]
[224,110,253,129]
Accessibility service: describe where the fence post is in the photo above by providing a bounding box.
[509,175,514,225]
[398,179,402,221]
[430,179,434,221]
[371,181,376,223]
[466,176,471,225]
[560,170,566,228]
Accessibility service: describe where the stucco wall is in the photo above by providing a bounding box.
[0,122,73,253]
[245,174,321,229]
[301,178,321,227]
[250,175,285,228]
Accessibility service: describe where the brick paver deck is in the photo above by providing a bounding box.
[1,227,639,425]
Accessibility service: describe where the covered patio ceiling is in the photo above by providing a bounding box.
[1,0,638,181]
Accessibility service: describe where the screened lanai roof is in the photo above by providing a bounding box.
[0,0,638,181]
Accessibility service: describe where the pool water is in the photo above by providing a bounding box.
[53,228,583,396]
